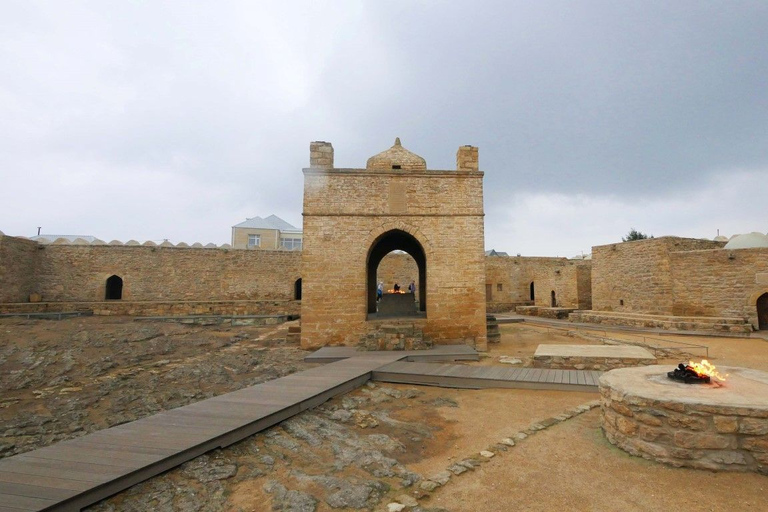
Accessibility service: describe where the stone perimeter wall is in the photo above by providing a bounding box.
[0,235,40,303]
[670,247,768,327]
[591,237,724,315]
[0,234,301,307]
[484,256,591,312]
[377,253,419,291]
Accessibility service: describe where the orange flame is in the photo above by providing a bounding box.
[386,289,407,294]
[688,360,728,382]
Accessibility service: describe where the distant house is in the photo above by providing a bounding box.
[231,215,303,250]
[485,249,509,257]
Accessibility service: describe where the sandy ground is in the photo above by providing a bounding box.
[1,317,766,511]
[408,324,768,512]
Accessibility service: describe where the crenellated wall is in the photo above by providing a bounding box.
[0,234,301,307]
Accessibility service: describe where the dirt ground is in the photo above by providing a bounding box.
[1,317,766,511]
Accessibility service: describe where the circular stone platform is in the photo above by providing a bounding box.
[599,365,768,473]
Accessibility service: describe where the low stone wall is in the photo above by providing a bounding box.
[0,300,300,317]
[515,306,575,319]
[534,345,656,371]
[358,320,431,351]
[487,301,529,313]
[600,366,768,474]
[136,315,290,326]
[570,310,752,334]
[535,355,656,371]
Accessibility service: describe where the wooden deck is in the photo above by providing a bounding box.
[0,344,599,512]
[0,354,403,512]
[373,361,602,392]
[303,344,480,364]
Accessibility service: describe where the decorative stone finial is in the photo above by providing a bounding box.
[394,137,401,146]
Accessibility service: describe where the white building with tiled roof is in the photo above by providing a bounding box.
[231,215,303,250]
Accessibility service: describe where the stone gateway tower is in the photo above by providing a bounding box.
[301,138,487,350]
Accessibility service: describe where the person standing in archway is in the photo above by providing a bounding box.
[394,283,400,292]
[377,281,384,302]
[408,281,415,294]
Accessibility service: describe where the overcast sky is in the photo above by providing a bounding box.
[1,1,766,256]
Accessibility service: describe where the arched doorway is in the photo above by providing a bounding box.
[529,282,535,301]
[294,278,302,300]
[105,275,123,300]
[366,229,426,316]
[550,290,557,307]
[758,293,768,330]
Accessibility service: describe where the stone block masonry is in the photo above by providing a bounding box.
[670,247,768,329]
[301,140,487,351]
[600,365,768,474]
[591,237,724,315]
[0,234,40,303]
[0,235,301,305]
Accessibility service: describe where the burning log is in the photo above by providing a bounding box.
[668,363,710,384]
[667,360,728,384]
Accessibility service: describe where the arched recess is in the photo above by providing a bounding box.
[529,282,535,301]
[366,229,426,316]
[757,293,768,330]
[294,278,302,301]
[550,290,557,307]
[105,275,123,300]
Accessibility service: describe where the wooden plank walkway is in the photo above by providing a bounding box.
[0,353,403,512]
[0,344,599,512]
[304,344,479,364]
[372,361,602,393]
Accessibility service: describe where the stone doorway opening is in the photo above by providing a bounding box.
[530,281,535,301]
[294,278,302,301]
[758,292,768,330]
[366,229,426,317]
[550,290,557,307]
[105,275,123,300]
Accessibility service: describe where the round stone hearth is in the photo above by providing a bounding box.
[599,365,768,473]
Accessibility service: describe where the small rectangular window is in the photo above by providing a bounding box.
[248,234,261,247]
[497,283,503,292]
[280,237,302,250]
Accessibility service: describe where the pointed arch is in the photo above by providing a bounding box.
[366,229,426,316]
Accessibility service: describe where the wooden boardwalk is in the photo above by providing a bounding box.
[0,354,403,512]
[0,344,599,512]
[373,361,602,392]
[303,344,479,363]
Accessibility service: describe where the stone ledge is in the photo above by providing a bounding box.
[534,344,656,370]
[570,311,753,334]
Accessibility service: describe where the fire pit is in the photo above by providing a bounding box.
[600,365,768,474]
[666,360,725,384]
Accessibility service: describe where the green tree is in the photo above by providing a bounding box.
[622,228,652,242]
